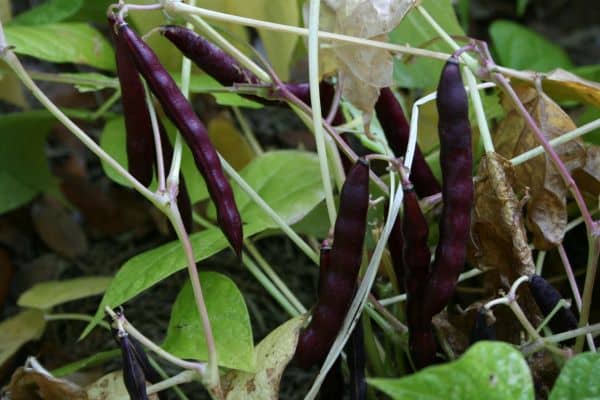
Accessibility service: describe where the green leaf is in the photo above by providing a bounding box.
[4,23,115,71]
[368,342,534,400]
[18,276,111,310]
[163,272,254,371]
[489,20,573,72]
[81,222,265,339]
[222,315,305,398]
[516,0,530,17]
[186,74,263,109]
[550,352,600,400]
[389,0,465,89]
[11,0,83,25]
[208,151,325,227]
[59,72,118,93]
[0,309,46,366]
[0,111,58,214]
[52,350,120,378]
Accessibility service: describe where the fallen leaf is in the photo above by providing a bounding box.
[470,152,535,277]
[0,310,46,367]
[495,86,586,249]
[31,196,88,259]
[6,367,87,400]
[222,315,305,400]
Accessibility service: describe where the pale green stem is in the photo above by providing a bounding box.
[535,251,546,275]
[308,0,336,226]
[145,88,167,192]
[464,66,495,153]
[1,51,157,203]
[26,70,118,89]
[147,370,197,396]
[105,306,206,374]
[44,313,111,330]
[511,118,600,165]
[163,1,451,61]
[184,14,271,83]
[219,156,320,264]
[233,107,263,155]
[91,90,122,120]
[242,253,299,317]
[575,237,600,352]
[535,299,570,333]
[245,242,306,314]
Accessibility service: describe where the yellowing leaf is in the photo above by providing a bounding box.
[223,0,299,80]
[208,115,254,170]
[0,310,46,367]
[86,371,158,400]
[18,276,111,310]
[495,87,586,249]
[222,316,305,400]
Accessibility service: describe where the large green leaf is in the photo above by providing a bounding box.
[4,23,115,71]
[550,352,600,400]
[208,151,325,226]
[0,111,57,214]
[389,0,465,89]
[18,277,111,310]
[368,342,534,400]
[11,0,83,25]
[81,222,264,338]
[489,20,573,72]
[163,272,254,371]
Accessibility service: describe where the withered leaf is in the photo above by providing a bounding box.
[572,145,600,197]
[470,152,535,277]
[6,367,87,400]
[495,86,586,249]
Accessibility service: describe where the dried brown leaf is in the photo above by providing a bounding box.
[470,152,535,277]
[543,69,600,109]
[495,86,586,249]
[6,368,87,400]
[573,145,600,197]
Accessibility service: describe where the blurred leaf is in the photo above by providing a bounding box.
[0,310,46,367]
[81,222,265,339]
[390,0,464,89]
[576,106,600,145]
[516,0,530,16]
[550,352,600,400]
[11,0,83,25]
[71,0,113,23]
[86,371,158,400]
[495,87,586,249]
[0,0,11,22]
[186,73,263,109]
[18,276,111,310]
[52,350,121,378]
[222,316,305,399]
[4,23,115,71]
[0,62,27,107]
[368,342,534,400]
[7,367,86,400]
[59,72,118,92]
[208,151,325,227]
[208,115,254,170]
[0,111,57,214]
[489,20,573,72]
[573,146,600,197]
[163,272,254,371]
[227,0,299,80]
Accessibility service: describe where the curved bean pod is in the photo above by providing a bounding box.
[422,57,473,318]
[295,159,370,368]
[108,15,154,186]
[116,19,242,255]
[375,88,441,198]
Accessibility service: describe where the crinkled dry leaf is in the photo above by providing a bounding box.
[0,309,46,367]
[85,371,158,400]
[573,145,600,197]
[470,152,535,277]
[495,86,586,249]
[6,367,87,400]
[307,0,418,114]
[222,315,305,400]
